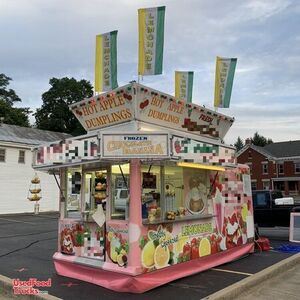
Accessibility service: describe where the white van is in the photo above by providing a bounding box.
[114,189,129,211]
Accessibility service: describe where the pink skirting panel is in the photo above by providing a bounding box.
[54,243,254,293]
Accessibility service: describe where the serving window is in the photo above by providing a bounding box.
[141,164,210,222]
[83,170,107,213]
[66,168,82,218]
[111,163,130,220]
[141,165,162,219]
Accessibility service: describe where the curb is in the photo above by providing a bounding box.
[0,274,62,300]
[202,252,300,300]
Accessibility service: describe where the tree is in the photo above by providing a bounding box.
[0,101,30,127]
[35,77,93,135]
[234,136,244,151]
[0,73,30,127]
[252,132,273,147]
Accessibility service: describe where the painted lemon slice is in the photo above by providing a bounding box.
[154,244,170,269]
[199,237,211,257]
[241,204,248,222]
[141,241,156,268]
[117,254,125,267]
[107,232,115,242]
[110,248,118,262]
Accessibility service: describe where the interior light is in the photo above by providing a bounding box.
[139,126,155,132]
[111,163,130,174]
[177,162,225,171]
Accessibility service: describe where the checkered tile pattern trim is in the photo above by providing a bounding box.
[173,136,236,165]
[36,138,98,165]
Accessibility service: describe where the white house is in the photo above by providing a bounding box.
[0,123,71,214]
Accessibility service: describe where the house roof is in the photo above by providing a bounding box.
[0,123,71,146]
[264,140,300,158]
[236,140,300,160]
[236,143,275,159]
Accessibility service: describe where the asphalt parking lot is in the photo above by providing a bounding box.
[0,212,297,300]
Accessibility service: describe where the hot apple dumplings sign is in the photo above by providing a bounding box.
[70,83,234,140]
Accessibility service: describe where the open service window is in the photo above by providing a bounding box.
[83,169,107,213]
[141,165,162,219]
[141,163,210,222]
[66,168,82,218]
[111,163,130,220]
[164,165,210,216]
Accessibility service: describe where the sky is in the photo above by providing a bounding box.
[1,0,300,145]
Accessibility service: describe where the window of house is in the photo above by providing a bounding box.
[18,150,25,164]
[262,180,270,190]
[247,163,252,175]
[262,163,268,174]
[288,181,298,194]
[248,151,252,159]
[0,148,6,162]
[277,163,284,174]
[274,181,285,192]
[295,163,300,174]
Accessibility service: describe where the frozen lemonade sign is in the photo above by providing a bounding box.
[102,133,169,158]
[70,90,134,131]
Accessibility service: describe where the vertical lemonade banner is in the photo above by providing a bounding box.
[214,57,237,108]
[95,30,118,93]
[175,71,194,103]
[138,6,166,76]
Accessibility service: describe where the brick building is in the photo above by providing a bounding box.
[236,140,300,200]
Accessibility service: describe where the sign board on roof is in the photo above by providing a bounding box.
[135,85,233,139]
[70,83,234,140]
[101,133,169,158]
[70,84,134,131]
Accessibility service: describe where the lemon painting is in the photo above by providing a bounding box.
[241,204,248,222]
[141,240,156,268]
[140,225,174,270]
[154,245,170,269]
[199,238,211,257]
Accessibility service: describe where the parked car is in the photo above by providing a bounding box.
[252,190,300,227]
[114,188,129,211]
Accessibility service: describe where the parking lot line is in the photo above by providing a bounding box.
[211,268,253,276]
[0,217,35,225]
